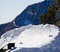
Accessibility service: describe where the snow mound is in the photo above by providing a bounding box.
[11,24,59,48]
[0,24,60,49]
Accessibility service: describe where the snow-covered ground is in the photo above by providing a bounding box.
[0,24,60,52]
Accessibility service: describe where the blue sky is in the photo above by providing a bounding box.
[0,0,44,24]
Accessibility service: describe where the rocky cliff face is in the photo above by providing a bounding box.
[14,0,54,26]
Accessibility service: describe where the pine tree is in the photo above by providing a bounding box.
[39,0,60,27]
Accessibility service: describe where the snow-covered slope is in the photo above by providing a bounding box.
[0,0,54,36]
[0,24,60,50]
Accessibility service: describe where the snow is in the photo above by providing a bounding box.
[0,24,60,51]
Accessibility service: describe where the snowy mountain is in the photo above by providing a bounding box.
[0,0,54,36]
[0,0,60,52]
[0,24,60,52]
